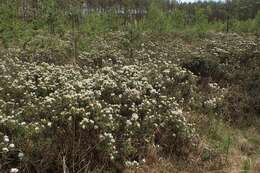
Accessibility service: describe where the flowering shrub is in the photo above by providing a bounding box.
[180,33,260,122]
[1,32,258,172]
[0,55,197,172]
[0,134,23,172]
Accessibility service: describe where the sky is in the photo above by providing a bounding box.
[177,0,225,2]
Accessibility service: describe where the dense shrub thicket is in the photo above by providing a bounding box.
[184,33,260,121]
[0,50,201,172]
[0,32,259,172]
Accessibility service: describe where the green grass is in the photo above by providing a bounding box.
[241,158,252,173]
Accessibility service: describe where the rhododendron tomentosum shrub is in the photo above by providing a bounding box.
[0,57,197,172]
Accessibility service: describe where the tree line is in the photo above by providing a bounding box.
[0,0,260,36]
[1,0,259,21]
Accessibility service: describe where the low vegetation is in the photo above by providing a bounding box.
[0,0,259,172]
[0,31,259,172]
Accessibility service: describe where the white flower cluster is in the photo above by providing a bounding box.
[0,134,24,172]
[204,83,226,110]
[125,160,139,168]
[10,168,19,173]
[1,135,16,152]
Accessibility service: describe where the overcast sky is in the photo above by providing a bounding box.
[177,0,225,2]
